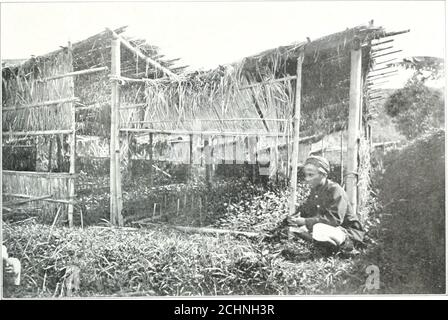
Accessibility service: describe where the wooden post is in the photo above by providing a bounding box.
[148,133,154,186]
[340,129,344,185]
[34,137,39,171]
[199,197,202,227]
[289,51,304,215]
[204,137,211,185]
[56,134,63,172]
[127,132,133,178]
[110,36,124,226]
[346,39,363,215]
[189,133,193,179]
[67,42,76,228]
[48,137,53,172]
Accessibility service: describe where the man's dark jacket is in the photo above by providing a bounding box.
[297,179,365,243]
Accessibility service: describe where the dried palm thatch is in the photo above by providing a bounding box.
[118,24,399,138]
[2,48,74,132]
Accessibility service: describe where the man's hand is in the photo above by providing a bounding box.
[4,258,15,275]
[286,216,306,226]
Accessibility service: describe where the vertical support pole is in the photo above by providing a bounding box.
[67,41,75,228]
[289,50,304,215]
[340,129,344,185]
[56,134,63,171]
[347,39,363,215]
[148,133,154,186]
[127,132,133,179]
[204,137,211,185]
[189,133,193,179]
[110,36,123,226]
[48,137,53,172]
[34,137,39,171]
[286,121,290,179]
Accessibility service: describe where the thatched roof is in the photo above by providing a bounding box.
[118,23,408,137]
[2,23,408,139]
[1,26,185,79]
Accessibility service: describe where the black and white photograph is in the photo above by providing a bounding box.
[0,0,446,299]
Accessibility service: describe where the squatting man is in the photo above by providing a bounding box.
[2,245,21,287]
[285,155,364,254]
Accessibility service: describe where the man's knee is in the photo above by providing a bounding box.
[311,223,346,246]
[288,226,313,241]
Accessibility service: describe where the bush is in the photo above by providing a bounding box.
[376,129,445,293]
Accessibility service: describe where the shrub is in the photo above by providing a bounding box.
[376,129,445,293]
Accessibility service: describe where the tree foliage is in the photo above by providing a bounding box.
[384,57,444,139]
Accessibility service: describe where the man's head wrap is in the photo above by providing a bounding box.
[304,155,330,175]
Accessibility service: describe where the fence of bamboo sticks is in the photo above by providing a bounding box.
[2,171,74,223]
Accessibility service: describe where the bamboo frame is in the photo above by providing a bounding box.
[289,50,304,215]
[106,27,179,79]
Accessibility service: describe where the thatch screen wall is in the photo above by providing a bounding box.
[2,48,76,225]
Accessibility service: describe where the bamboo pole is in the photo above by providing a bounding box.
[120,128,291,137]
[48,138,53,172]
[340,129,344,185]
[127,132,133,178]
[110,36,124,226]
[189,133,193,179]
[106,28,179,80]
[2,98,79,112]
[374,58,397,65]
[372,50,402,59]
[1,171,76,178]
[238,75,298,90]
[56,134,63,171]
[3,195,53,207]
[38,66,108,82]
[199,202,203,226]
[289,50,304,215]
[371,45,393,53]
[346,40,363,215]
[370,39,394,47]
[204,137,211,185]
[3,130,73,137]
[126,118,290,124]
[67,41,76,228]
[367,70,398,79]
[148,133,153,186]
